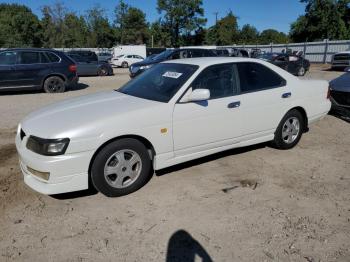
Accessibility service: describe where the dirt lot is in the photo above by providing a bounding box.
[0,65,349,262]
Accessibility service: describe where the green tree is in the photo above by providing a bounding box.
[123,7,149,44]
[290,0,350,42]
[239,24,259,44]
[259,29,289,44]
[114,0,129,44]
[64,14,88,47]
[0,4,41,47]
[149,20,171,47]
[157,0,207,47]
[206,11,240,45]
[85,5,116,47]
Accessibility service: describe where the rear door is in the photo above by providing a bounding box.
[235,62,291,139]
[0,51,18,89]
[273,55,289,71]
[16,51,50,88]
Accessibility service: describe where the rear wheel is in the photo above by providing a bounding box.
[121,61,128,68]
[98,67,109,76]
[271,110,304,150]
[43,76,65,93]
[91,138,152,197]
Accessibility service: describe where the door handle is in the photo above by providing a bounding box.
[228,101,241,109]
[282,92,291,98]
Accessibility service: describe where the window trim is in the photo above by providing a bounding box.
[235,62,286,95]
[15,51,62,65]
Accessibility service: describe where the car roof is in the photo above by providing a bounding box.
[3,48,60,52]
[162,57,261,67]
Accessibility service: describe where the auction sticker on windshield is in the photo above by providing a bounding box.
[162,71,183,79]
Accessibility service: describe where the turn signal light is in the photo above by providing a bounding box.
[27,166,50,181]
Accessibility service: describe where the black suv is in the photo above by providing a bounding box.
[0,48,78,93]
[129,48,216,78]
[66,50,98,62]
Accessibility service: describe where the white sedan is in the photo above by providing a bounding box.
[111,54,144,68]
[16,58,331,197]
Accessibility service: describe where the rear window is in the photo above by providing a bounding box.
[46,52,60,62]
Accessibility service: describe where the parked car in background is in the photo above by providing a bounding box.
[0,48,77,93]
[258,53,310,76]
[16,57,331,197]
[329,67,350,117]
[67,53,113,76]
[97,52,113,63]
[129,48,216,78]
[250,48,264,58]
[331,51,350,69]
[111,54,144,68]
[113,45,147,60]
[66,50,98,62]
[230,48,250,57]
[212,49,230,56]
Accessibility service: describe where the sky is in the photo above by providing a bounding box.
[2,0,306,33]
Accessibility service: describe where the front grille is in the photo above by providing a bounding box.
[331,90,350,106]
[20,129,26,140]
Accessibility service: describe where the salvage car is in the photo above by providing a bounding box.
[16,57,331,197]
[0,48,78,93]
[67,53,113,76]
[129,48,216,77]
[258,53,310,76]
[329,67,350,116]
[111,54,144,68]
[331,51,350,69]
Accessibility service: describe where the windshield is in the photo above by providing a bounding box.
[258,53,279,60]
[152,50,174,61]
[118,63,198,102]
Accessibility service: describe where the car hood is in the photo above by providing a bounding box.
[21,91,161,139]
[330,73,350,92]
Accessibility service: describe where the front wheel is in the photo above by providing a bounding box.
[271,110,304,150]
[121,61,128,68]
[97,67,109,76]
[91,138,152,197]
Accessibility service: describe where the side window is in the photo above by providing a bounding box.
[40,52,50,63]
[192,64,237,99]
[46,52,60,62]
[19,52,40,64]
[126,55,133,58]
[0,51,17,65]
[237,62,285,93]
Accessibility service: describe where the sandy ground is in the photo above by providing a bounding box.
[0,65,349,262]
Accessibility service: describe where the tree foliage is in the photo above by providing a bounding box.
[0,4,41,47]
[290,0,350,42]
[157,0,206,47]
[239,24,259,44]
[259,29,289,44]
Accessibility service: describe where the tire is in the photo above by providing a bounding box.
[91,138,152,197]
[121,61,128,68]
[43,76,65,93]
[97,67,109,76]
[297,66,306,76]
[271,109,304,150]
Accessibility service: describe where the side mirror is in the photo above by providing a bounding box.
[188,89,210,102]
[345,67,350,72]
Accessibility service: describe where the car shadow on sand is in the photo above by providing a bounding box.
[156,143,267,177]
[0,83,89,96]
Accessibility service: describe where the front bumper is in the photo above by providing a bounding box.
[16,131,94,195]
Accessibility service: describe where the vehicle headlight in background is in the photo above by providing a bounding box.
[26,136,70,156]
[140,65,152,70]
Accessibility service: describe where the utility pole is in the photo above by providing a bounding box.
[213,12,219,25]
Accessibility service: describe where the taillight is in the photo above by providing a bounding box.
[327,85,331,99]
[69,64,77,73]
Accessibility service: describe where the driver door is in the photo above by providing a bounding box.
[173,63,243,156]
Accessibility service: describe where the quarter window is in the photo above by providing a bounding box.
[0,51,17,65]
[19,52,40,64]
[46,52,60,62]
[236,62,285,93]
[192,64,237,99]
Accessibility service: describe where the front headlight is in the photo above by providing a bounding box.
[140,65,152,70]
[26,136,70,156]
